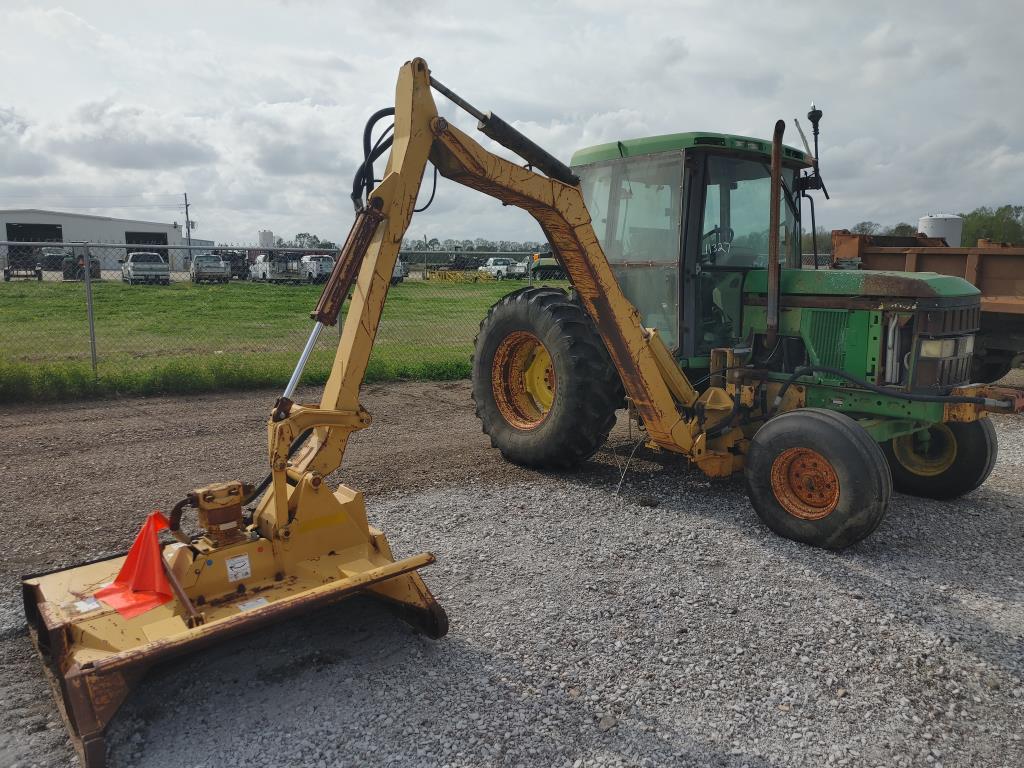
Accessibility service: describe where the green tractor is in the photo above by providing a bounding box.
[473,110,1016,548]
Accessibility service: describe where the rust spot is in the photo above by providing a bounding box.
[770,447,840,520]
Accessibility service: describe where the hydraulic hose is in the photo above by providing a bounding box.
[768,364,1005,418]
[350,107,396,209]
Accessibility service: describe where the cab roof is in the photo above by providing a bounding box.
[570,131,812,168]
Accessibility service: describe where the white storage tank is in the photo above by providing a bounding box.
[918,214,963,247]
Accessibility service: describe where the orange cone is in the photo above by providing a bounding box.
[95,511,174,619]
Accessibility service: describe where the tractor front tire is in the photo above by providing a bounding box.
[745,408,892,550]
[472,287,621,469]
[883,419,997,500]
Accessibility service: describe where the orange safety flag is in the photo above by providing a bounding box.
[95,511,174,619]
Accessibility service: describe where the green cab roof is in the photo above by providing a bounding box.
[570,131,812,168]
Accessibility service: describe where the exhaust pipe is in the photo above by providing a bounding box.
[766,119,785,347]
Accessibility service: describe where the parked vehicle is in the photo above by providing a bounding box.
[120,251,170,285]
[529,248,566,280]
[250,252,305,283]
[2,245,43,281]
[40,246,72,271]
[61,252,101,281]
[301,254,335,283]
[190,254,231,284]
[213,249,251,280]
[478,257,523,279]
[391,259,408,286]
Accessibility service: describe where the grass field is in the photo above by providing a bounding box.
[0,278,562,402]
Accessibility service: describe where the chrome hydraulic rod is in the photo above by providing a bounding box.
[283,321,324,399]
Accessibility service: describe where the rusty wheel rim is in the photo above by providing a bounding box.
[491,331,555,430]
[770,447,840,520]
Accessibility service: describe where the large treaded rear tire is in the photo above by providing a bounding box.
[472,287,621,469]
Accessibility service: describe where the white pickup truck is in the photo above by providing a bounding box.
[121,252,170,285]
[300,254,335,283]
[477,256,527,280]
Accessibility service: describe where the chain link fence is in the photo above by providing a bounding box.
[0,241,564,402]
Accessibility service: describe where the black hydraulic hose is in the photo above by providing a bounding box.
[363,107,395,160]
[351,129,395,208]
[243,428,314,505]
[767,365,1000,418]
[350,107,396,209]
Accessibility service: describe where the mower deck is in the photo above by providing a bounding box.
[22,484,445,768]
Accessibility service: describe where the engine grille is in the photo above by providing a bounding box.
[910,298,981,392]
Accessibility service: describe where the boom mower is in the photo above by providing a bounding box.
[23,58,1024,766]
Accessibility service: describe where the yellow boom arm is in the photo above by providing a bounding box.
[256,57,736,539]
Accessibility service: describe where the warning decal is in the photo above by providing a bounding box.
[226,553,252,583]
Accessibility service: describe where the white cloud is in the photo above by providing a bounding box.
[0,0,1019,243]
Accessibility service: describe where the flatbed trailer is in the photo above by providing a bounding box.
[832,230,1024,381]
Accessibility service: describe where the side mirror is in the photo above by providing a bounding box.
[117,259,125,264]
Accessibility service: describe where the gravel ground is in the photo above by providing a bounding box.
[1,378,1022,767]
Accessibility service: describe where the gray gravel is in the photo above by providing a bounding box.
[2,381,1023,767]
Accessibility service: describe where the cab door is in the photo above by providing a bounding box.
[681,151,800,359]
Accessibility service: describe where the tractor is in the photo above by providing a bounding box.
[22,59,1023,766]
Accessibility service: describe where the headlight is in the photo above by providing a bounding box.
[958,335,975,356]
[920,338,956,358]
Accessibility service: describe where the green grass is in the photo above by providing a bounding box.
[0,278,566,403]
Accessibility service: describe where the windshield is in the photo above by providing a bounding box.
[699,155,799,268]
[131,253,162,263]
[195,255,220,264]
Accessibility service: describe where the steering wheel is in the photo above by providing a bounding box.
[701,225,734,246]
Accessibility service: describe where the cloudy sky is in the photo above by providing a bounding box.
[1,1,1021,245]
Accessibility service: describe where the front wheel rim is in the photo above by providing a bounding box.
[770,447,841,520]
[892,423,957,476]
[491,331,555,430]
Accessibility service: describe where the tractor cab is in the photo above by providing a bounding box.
[572,132,808,362]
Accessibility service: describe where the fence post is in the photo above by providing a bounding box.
[83,243,99,378]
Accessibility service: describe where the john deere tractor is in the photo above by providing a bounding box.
[471,113,1020,550]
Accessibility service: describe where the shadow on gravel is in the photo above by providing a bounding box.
[540,439,1023,679]
[105,596,781,768]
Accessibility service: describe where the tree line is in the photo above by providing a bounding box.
[847,205,1024,247]
[258,205,1023,256]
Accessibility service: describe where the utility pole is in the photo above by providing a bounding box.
[183,192,193,270]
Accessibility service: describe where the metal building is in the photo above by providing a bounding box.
[0,209,188,269]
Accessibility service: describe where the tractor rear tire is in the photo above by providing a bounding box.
[472,287,621,469]
[745,408,892,550]
[882,419,997,500]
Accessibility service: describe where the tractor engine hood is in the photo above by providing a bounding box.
[743,268,980,300]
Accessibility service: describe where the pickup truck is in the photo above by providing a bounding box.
[120,252,170,285]
[190,254,231,284]
[300,254,335,283]
[391,259,408,286]
[477,257,526,280]
[250,253,305,284]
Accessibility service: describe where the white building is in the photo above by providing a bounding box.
[0,209,188,270]
[258,229,275,248]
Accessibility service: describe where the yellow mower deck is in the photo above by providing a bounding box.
[22,481,445,768]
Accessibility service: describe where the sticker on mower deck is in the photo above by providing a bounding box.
[225,553,252,582]
[72,597,101,614]
[237,596,270,612]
